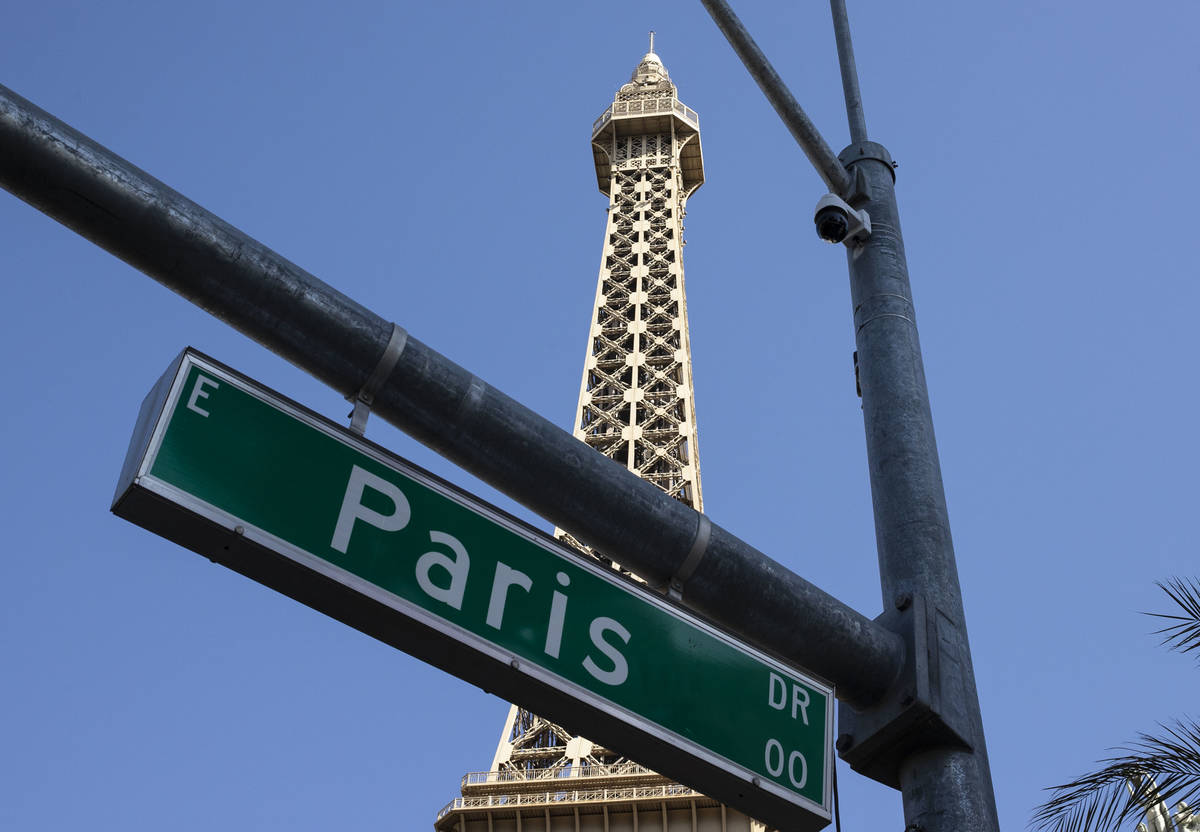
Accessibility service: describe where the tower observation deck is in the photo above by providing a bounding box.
[434,39,764,832]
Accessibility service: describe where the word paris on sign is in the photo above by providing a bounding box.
[113,349,834,830]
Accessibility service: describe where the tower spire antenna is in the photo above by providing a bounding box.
[648,30,655,53]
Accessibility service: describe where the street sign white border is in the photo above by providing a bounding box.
[121,349,835,823]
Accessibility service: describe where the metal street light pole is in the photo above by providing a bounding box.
[700,1,1001,830]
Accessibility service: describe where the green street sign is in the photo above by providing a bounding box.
[113,349,834,831]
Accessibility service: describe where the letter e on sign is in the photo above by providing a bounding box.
[186,375,219,417]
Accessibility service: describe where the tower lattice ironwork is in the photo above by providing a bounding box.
[435,39,763,832]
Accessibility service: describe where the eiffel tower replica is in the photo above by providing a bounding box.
[434,36,765,832]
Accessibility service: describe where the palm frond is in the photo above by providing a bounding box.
[1149,577,1200,659]
[1031,719,1200,832]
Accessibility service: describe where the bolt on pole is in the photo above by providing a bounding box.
[699,1,1001,830]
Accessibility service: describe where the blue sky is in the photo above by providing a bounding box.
[2,1,1197,829]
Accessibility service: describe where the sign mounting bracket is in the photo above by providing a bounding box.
[348,323,408,435]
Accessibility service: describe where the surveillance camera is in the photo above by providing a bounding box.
[813,194,871,246]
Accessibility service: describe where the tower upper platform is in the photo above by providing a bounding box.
[590,41,704,196]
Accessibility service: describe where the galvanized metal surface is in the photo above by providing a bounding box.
[0,82,902,711]
[841,143,999,830]
[697,2,1001,828]
[698,0,852,197]
[829,0,868,145]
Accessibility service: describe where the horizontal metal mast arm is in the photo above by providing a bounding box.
[0,83,900,708]
[699,0,852,195]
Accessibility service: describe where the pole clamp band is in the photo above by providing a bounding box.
[668,514,711,601]
[348,323,408,435]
